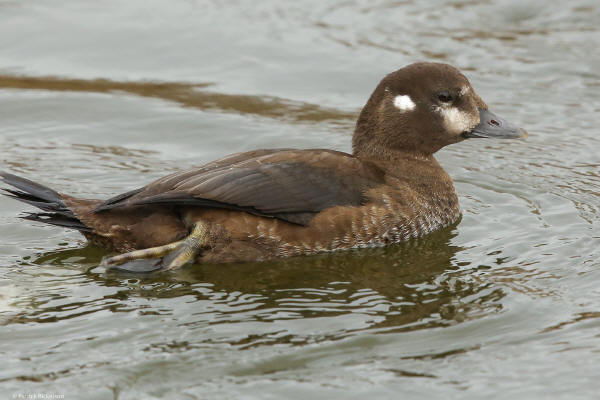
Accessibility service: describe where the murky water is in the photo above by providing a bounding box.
[1,0,599,398]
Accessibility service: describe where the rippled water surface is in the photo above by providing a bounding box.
[1,1,599,399]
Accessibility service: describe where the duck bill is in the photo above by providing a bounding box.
[464,108,527,139]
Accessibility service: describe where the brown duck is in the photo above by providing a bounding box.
[1,62,526,272]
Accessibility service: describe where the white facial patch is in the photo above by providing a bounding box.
[393,95,416,112]
[436,106,477,135]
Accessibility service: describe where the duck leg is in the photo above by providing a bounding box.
[100,222,209,272]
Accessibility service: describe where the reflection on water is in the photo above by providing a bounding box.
[1,0,600,397]
[0,74,356,124]
[6,226,506,349]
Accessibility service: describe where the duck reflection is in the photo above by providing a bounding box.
[20,223,507,345]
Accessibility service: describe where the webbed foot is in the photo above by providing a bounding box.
[100,222,209,272]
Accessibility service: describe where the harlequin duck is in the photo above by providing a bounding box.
[1,62,526,272]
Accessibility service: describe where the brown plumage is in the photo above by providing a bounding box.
[1,62,526,272]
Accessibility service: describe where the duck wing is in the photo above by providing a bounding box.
[96,149,385,225]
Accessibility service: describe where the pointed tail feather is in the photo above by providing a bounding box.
[21,212,92,232]
[1,171,90,232]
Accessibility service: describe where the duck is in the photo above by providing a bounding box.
[1,62,526,272]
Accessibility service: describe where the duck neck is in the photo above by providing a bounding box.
[353,141,435,166]
[353,142,457,204]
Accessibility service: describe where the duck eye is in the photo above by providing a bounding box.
[437,91,453,103]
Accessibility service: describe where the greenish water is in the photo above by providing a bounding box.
[1,1,599,399]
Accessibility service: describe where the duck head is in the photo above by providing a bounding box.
[352,62,527,159]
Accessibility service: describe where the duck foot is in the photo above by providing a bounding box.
[100,222,209,272]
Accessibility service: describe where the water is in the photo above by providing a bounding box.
[1,0,599,398]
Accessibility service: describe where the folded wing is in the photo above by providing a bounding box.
[96,149,385,225]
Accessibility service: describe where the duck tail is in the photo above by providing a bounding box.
[1,171,92,232]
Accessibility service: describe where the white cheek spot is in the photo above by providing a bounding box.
[393,95,416,112]
[437,106,474,134]
[460,86,470,96]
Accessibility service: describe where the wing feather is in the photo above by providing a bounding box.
[96,149,385,225]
